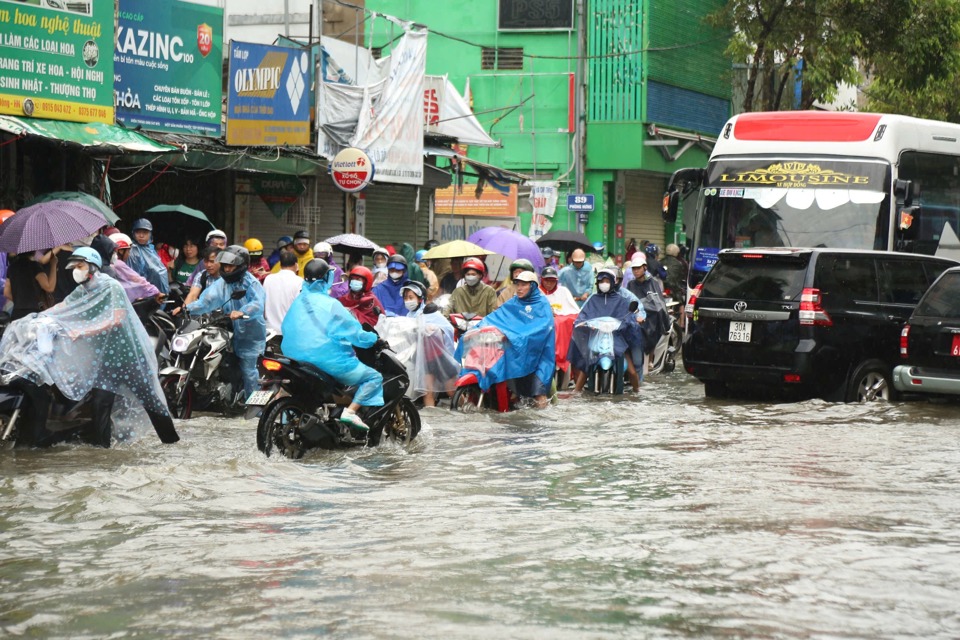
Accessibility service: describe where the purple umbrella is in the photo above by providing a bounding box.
[0,201,110,255]
[467,227,545,269]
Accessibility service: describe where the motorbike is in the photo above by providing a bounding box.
[646,298,682,376]
[575,317,627,395]
[132,297,177,367]
[376,315,420,398]
[450,326,515,412]
[449,312,483,341]
[158,292,249,419]
[250,339,421,458]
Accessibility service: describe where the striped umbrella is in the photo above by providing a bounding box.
[0,201,111,255]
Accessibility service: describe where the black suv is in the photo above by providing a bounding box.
[893,266,960,397]
[683,248,957,401]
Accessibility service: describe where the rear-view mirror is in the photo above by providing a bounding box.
[231,289,247,300]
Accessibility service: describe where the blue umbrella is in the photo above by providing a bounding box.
[467,226,545,269]
[0,201,110,254]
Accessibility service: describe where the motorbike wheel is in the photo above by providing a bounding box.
[161,377,193,420]
[257,397,308,459]
[384,397,421,444]
[451,384,483,413]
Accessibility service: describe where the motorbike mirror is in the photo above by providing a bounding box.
[629,300,639,313]
[230,289,247,300]
[463,313,477,320]
[361,322,375,332]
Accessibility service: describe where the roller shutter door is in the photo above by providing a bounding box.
[235,176,345,249]
[623,171,667,249]
[363,184,431,250]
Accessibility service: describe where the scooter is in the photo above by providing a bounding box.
[450,326,514,412]
[250,340,420,458]
[576,317,626,395]
[646,299,681,376]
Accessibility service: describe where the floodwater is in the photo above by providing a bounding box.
[3,372,960,639]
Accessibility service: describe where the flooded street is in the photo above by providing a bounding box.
[3,372,960,639]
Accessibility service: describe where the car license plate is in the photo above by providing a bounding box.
[952,334,960,356]
[245,389,275,406]
[729,321,752,343]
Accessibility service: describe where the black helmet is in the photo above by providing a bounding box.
[386,254,408,269]
[217,245,250,283]
[400,279,427,300]
[303,258,331,283]
[424,239,439,250]
[293,230,310,240]
[541,246,555,259]
[541,265,558,279]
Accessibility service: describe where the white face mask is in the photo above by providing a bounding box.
[598,281,611,293]
[464,274,480,286]
[72,267,89,284]
[404,299,420,312]
[389,270,404,281]
[349,279,364,292]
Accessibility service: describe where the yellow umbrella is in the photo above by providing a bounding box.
[423,239,496,260]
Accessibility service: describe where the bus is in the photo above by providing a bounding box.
[663,111,960,287]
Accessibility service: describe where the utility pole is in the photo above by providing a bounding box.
[575,0,587,232]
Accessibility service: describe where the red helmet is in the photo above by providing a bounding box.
[461,257,486,275]
[348,265,374,292]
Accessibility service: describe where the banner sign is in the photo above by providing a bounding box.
[0,0,114,123]
[352,28,427,185]
[226,40,311,146]
[435,184,518,217]
[251,174,305,219]
[114,0,224,136]
[434,216,520,243]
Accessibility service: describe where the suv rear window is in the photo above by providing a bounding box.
[701,256,808,301]
[914,271,960,317]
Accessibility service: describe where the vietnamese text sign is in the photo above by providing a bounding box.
[435,184,517,217]
[251,174,305,219]
[435,216,520,243]
[567,193,595,211]
[114,0,223,136]
[0,0,114,123]
[226,40,311,146]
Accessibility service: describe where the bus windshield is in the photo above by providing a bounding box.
[691,158,891,276]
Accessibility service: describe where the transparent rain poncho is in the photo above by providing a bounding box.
[127,239,170,295]
[378,308,459,398]
[0,273,171,434]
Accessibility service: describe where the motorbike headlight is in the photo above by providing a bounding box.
[172,336,191,352]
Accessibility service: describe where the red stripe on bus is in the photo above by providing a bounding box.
[733,112,884,142]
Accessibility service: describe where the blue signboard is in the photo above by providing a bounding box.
[567,194,595,211]
[694,246,720,272]
[114,0,224,136]
[226,40,312,146]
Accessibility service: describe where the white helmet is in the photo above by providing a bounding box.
[206,229,227,243]
[630,252,647,267]
[108,232,132,250]
[313,241,333,255]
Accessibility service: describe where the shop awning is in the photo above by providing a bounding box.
[0,115,178,155]
[424,145,531,184]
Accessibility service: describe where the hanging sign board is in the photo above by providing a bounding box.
[251,174,305,219]
[330,147,374,193]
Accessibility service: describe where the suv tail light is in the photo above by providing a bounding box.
[799,288,832,326]
[686,283,702,320]
[900,324,910,358]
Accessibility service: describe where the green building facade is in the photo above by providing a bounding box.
[366,0,730,259]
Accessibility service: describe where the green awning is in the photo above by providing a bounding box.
[113,147,326,177]
[0,115,177,155]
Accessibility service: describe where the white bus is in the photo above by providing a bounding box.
[663,111,960,286]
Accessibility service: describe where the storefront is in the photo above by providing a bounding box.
[623,170,669,250]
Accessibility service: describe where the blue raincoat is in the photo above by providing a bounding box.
[455,285,555,392]
[127,239,170,295]
[186,271,266,397]
[371,272,407,316]
[281,276,383,407]
[567,289,643,373]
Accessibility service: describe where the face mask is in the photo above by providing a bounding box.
[598,281,611,293]
[72,267,89,284]
[404,299,420,312]
[389,270,404,281]
[349,279,364,292]
[464,274,480,286]
[373,264,387,273]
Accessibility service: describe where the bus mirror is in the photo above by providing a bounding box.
[898,206,920,237]
[662,191,680,223]
[894,179,914,206]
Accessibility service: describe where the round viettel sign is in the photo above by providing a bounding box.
[330,147,375,193]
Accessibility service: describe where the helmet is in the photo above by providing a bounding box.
[276,235,293,250]
[303,258,331,283]
[67,246,103,270]
[541,246,555,259]
[597,267,618,287]
[400,280,427,300]
[630,252,647,267]
[0,209,15,224]
[293,230,310,243]
[386,254,408,270]
[541,266,558,279]
[592,241,605,253]
[424,239,439,250]
[645,243,660,256]
[131,218,153,232]
[109,232,132,250]
[348,265,374,291]
[313,241,333,256]
[665,243,680,257]
[514,271,538,284]
[243,238,264,255]
[217,245,250,283]
[509,258,535,274]
[461,257,486,275]
[414,249,428,263]
[373,247,390,260]
[206,228,227,243]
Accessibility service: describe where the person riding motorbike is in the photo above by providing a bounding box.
[456,270,555,408]
[414,249,440,301]
[644,243,668,281]
[338,265,384,327]
[371,254,409,316]
[496,258,535,308]
[127,218,170,295]
[446,257,497,318]
[661,243,688,305]
[94,233,161,304]
[281,258,384,431]
[267,235,293,269]
[0,247,178,447]
[244,238,271,283]
[570,268,644,393]
[625,252,670,375]
[371,247,390,286]
[559,248,594,306]
[401,280,458,407]
[181,245,266,399]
